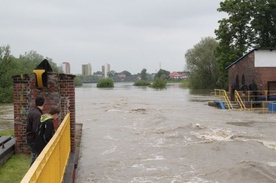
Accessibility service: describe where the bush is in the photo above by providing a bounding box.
[133,80,151,86]
[74,75,83,87]
[151,78,167,89]
[0,87,13,103]
[96,78,114,88]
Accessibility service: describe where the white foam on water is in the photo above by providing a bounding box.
[102,145,117,155]
[103,135,118,141]
[107,109,121,112]
[146,167,157,171]
[258,140,276,150]
[190,129,233,142]
[131,164,145,169]
[142,155,165,161]
[268,162,276,167]
[185,136,192,141]
[187,176,219,183]
[193,123,206,129]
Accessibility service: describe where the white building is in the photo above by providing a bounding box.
[82,63,92,77]
[62,62,70,74]
[102,63,110,78]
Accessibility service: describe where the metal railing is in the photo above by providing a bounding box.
[213,89,233,109]
[234,90,246,110]
[21,113,71,183]
[212,89,276,112]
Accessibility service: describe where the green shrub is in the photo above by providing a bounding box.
[133,80,151,86]
[0,87,13,103]
[151,78,167,89]
[74,75,83,87]
[96,78,114,88]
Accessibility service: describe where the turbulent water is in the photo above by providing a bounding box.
[75,83,276,183]
[1,83,276,183]
[0,104,14,130]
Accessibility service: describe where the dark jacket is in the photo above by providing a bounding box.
[26,107,43,144]
[33,114,55,154]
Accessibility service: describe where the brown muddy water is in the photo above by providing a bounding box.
[1,83,276,183]
[74,83,276,183]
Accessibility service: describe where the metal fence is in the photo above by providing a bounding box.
[21,113,71,183]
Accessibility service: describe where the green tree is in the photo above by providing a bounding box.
[215,0,276,88]
[133,68,150,86]
[0,46,63,103]
[251,0,276,47]
[93,71,102,76]
[154,69,170,80]
[0,45,16,103]
[185,37,219,89]
[74,75,83,87]
[108,70,117,78]
[140,68,147,81]
[18,50,61,74]
[121,70,132,77]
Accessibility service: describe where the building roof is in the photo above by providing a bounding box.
[225,48,276,70]
[225,48,256,70]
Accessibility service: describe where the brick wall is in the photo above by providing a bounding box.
[228,51,276,92]
[13,72,76,154]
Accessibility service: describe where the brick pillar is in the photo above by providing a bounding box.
[12,72,76,154]
[58,74,76,152]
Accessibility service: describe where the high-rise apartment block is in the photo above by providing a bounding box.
[102,63,110,78]
[82,63,92,77]
[62,62,70,74]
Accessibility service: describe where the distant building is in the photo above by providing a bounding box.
[170,71,189,80]
[82,63,92,77]
[102,63,110,78]
[62,62,70,74]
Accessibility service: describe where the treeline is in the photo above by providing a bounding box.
[0,45,61,103]
[185,0,276,89]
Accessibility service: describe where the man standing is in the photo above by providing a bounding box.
[26,96,45,166]
[34,107,60,157]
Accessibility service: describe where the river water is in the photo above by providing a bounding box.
[1,83,276,183]
[75,83,276,183]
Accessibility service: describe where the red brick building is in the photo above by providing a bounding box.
[226,48,276,93]
[169,71,189,80]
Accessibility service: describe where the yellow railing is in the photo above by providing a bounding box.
[250,101,269,113]
[21,113,71,183]
[213,89,233,109]
[212,89,276,111]
[234,90,246,110]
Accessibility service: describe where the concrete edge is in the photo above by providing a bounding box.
[63,123,83,183]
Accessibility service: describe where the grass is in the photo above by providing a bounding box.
[0,130,30,183]
[0,154,30,183]
[0,130,14,136]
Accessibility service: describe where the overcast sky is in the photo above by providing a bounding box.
[1,0,226,75]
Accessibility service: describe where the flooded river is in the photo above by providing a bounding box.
[1,83,276,182]
[75,83,276,183]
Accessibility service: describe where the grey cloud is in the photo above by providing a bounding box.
[0,0,224,74]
